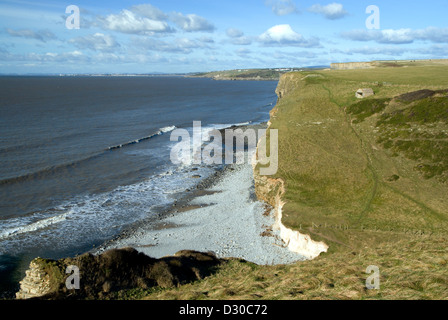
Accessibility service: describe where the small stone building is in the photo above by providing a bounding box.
[356,88,374,99]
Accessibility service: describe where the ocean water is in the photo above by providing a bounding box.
[0,76,277,296]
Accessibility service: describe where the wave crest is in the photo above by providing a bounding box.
[0,211,72,240]
[108,126,176,150]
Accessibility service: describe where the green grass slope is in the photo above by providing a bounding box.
[266,65,448,253]
[139,64,448,300]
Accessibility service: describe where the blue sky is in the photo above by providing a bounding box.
[1,0,447,74]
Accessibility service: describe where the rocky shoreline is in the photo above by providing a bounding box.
[93,122,305,265]
[91,122,262,256]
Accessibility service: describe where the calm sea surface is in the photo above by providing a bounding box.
[0,76,277,296]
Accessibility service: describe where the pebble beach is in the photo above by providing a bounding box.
[97,151,306,266]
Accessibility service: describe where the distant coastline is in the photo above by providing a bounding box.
[187,67,327,81]
[0,67,330,79]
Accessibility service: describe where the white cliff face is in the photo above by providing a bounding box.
[274,197,328,260]
[252,166,328,260]
[16,261,52,299]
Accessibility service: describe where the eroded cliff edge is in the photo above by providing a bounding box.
[253,74,329,260]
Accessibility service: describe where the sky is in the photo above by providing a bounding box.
[0,0,447,74]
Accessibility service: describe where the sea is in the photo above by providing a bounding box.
[0,75,278,297]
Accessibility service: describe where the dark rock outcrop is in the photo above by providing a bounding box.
[16,248,222,300]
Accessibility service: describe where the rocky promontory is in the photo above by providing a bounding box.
[16,248,223,300]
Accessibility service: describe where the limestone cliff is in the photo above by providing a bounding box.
[330,62,374,70]
[253,74,329,260]
[15,260,52,299]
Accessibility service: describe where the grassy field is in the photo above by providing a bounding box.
[139,62,448,300]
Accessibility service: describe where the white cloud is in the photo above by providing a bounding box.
[259,24,320,48]
[130,4,168,20]
[341,27,448,45]
[170,12,215,32]
[340,30,378,42]
[265,0,299,16]
[100,9,174,35]
[230,36,253,45]
[414,27,448,43]
[131,37,213,54]
[96,5,216,36]
[69,33,120,52]
[226,28,244,38]
[226,28,252,45]
[6,28,57,42]
[25,51,89,63]
[0,46,174,67]
[380,29,415,44]
[341,29,414,44]
[416,44,448,56]
[308,3,348,20]
[333,46,408,56]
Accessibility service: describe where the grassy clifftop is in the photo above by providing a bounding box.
[144,64,448,300]
[263,65,448,254]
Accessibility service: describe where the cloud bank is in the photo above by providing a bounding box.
[265,0,299,16]
[6,28,57,42]
[308,3,348,20]
[342,27,448,45]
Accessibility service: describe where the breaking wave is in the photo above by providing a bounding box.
[107,126,176,151]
